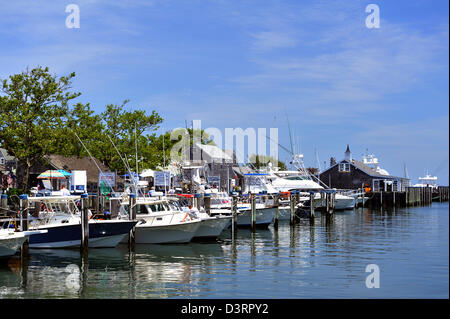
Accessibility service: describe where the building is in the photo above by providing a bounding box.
[16,154,121,193]
[0,148,18,190]
[318,145,410,192]
[182,143,239,192]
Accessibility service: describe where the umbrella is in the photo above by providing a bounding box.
[37,170,67,179]
[57,169,72,177]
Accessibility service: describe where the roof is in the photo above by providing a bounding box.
[43,155,121,184]
[232,166,254,177]
[0,148,16,161]
[321,159,408,180]
[195,143,233,162]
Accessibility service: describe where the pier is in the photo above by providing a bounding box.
[363,186,449,209]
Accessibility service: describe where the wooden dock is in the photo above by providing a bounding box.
[365,186,449,209]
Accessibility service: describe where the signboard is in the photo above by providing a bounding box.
[154,171,171,187]
[207,175,220,188]
[99,172,116,188]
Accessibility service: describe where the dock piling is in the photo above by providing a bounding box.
[19,194,29,258]
[80,193,89,253]
[274,193,279,229]
[250,194,256,231]
[128,194,136,249]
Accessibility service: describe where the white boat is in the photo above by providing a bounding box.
[255,169,356,211]
[175,195,232,240]
[119,197,201,244]
[0,228,47,257]
[26,196,137,248]
[208,191,275,227]
[191,209,232,239]
[413,173,438,188]
[0,229,27,257]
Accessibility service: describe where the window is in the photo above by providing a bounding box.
[339,163,350,172]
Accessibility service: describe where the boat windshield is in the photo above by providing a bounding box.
[284,176,310,181]
[147,202,169,213]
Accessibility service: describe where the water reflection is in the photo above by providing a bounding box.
[0,204,448,298]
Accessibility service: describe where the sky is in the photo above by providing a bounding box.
[0,0,448,184]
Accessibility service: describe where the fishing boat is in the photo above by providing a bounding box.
[208,191,275,228]
[119,196,201,244]
[0,226,47,257]
[176,194,232,240]
[25,196,137,248]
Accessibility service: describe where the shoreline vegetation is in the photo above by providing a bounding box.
[0,66,215,191]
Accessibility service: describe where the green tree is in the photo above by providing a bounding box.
[0,66,80,189]
[248,154,287,171]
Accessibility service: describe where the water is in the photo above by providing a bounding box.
[1,203,448,299]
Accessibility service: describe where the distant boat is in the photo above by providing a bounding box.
[413,173,438,188]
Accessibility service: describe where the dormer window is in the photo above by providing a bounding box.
[339,163,350,172]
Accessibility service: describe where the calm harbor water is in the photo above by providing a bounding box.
[1,202,448,299]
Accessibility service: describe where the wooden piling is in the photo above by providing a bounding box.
[1,194,7,215]
[231,195,237,236]
[204,194,211,216]
[309,192,315,225]
[128,194,136,248]
[80,193,89,253]
[19,194,29,258]
[274,193,279,229]
[290,191,296,225]
[250,194,256,231]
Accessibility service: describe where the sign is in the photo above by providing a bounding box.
[154,171,171,187]
[98,172,116,188]
[207,176,220,188]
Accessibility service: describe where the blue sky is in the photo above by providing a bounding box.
[0,0,448,184]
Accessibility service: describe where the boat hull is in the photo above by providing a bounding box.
[193,216,232,239]
[28,220,137,248]
[0,234,26,257]
[134,220,201,244]
[236,207,275,228]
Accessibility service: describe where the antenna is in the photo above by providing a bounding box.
[403,162,409,179]
[284,110,294,156]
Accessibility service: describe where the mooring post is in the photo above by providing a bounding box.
[204,193,211,216]
[1,194,7,214]
[231,194,238,234]
[309,191,315,225]
[80,193,89,253]
[274,193,279,229]
[320,191,325,210]
[129,193,136,248]
[362,188,365,209]
[251,194,256,231]
[195,193,201,211]
[19,194,29,258]
[289,191,296,226]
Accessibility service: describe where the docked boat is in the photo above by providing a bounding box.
[0,226,47,257]
[119,197,202,244]
[208,191,275,228]
[176,195,231,240]
[26,196,137,248]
